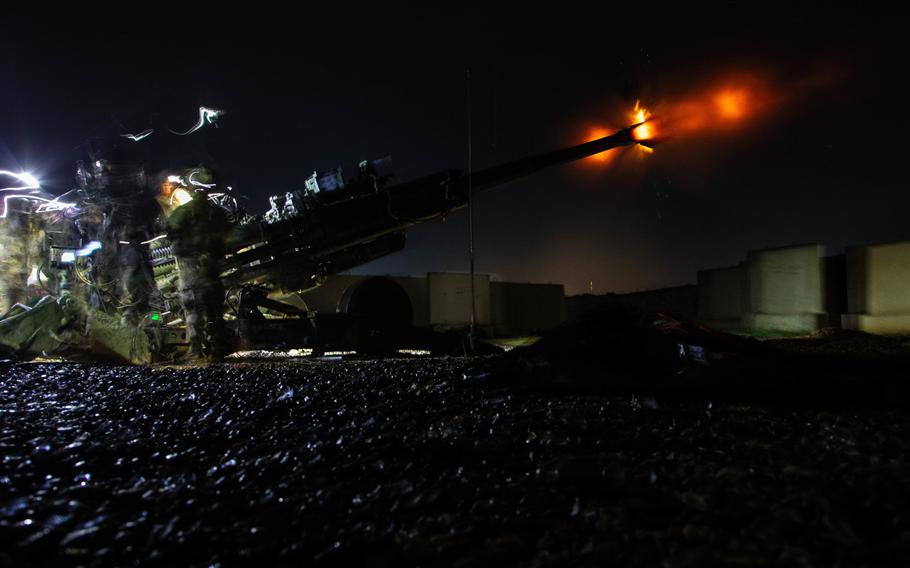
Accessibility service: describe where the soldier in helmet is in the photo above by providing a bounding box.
[166,167,231,361]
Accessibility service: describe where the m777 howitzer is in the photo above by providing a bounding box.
[0,124,646,363]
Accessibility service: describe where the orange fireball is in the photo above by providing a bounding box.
[630,101,656,153]
[715,88,749,120]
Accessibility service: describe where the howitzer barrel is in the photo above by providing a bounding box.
[222,124,642,290]
[468,123,638,193]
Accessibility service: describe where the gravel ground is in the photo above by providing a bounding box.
[2,357,910,567]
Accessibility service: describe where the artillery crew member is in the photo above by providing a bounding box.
[76,145,164,323]
[0,207,42,314]
[166,168,231,361]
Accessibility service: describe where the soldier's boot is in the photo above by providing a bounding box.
[203,321,227,363]
[186,341,205,361]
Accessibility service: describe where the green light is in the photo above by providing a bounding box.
[150,313,160,321]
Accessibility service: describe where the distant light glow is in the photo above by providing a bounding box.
[169,106,224,136]
[121,129,155,142]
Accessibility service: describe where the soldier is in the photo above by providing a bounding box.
[0,209,37,314]
[166,168,231,361]
[76,145,164,322]
[0,187,49,314]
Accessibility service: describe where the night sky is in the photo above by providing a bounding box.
[1,7,903,294]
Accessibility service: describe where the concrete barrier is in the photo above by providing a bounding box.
[697,244,828,334]
[742,244,828,333]
[427,272,491,329]
[843,241,910,334]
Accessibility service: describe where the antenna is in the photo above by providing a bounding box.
[467,68,476,354]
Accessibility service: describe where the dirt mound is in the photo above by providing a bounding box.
[485,308,910,407]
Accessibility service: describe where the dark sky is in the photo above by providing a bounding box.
[1,6,904,294]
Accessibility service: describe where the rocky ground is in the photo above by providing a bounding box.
[2,354,910,567]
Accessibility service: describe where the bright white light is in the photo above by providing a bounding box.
[121,129,154,142]
[34,193,77,214]
[2,172,83,218]
[140,235,168,245]
[2,194,76,218]
[60,251,76,263]
[169,106,224,136]
[188,170,216,188]
[0,171,74,218]
[1,170,40,191]
[167,175,185,184]
[397,349,432,356]
[76,241,102,256]
[171,188,193,206]
[226,348,314,359]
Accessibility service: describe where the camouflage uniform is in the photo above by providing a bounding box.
[108,195,163,323]
[78,159,163,322]
[166,189,231,360]
[0,211,43,314]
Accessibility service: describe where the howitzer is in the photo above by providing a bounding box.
[0,124,643,362]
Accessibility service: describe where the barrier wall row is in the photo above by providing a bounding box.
[294,272,565,337]
[698,241,910,335]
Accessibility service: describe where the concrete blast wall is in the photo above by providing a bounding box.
[843,241,910,334]
[743,244,827,333]
[427,272,491,329]
[698,244,828,334]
